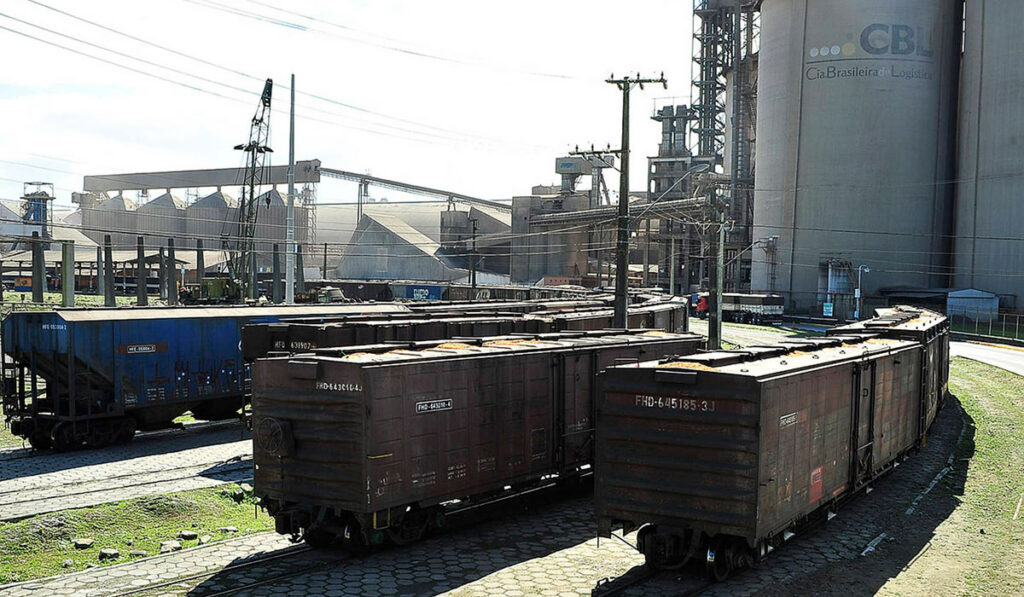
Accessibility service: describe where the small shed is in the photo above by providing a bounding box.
[946,288,999,322]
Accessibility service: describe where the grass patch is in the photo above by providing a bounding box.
[0,424,24,448]
[173,411,197,424]
[0,483,272,584]
[945,357,1024,594]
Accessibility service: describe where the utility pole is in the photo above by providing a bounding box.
[285,73,296,304]
[469,217,478,297]
[707,0,743,350]
[708,187,725,349]
[606,73,667,328]
[322,242,328,279]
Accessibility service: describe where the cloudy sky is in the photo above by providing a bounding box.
[0,0,693,208]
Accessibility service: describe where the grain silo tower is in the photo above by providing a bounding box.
[750,0,961,315]
[953,0,1024,309]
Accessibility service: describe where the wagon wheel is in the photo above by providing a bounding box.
[302,528,336,549]
[706,537,734,582]
[341,519,369,556]
[51,424,79,452]
[114,417,137,444]
[28,432,51,451]
[386,508,430,546]
[641,527,691,571]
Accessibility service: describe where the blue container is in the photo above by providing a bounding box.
[403,284,444,301]
[1,304,410,445]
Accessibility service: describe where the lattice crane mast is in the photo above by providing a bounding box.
[231,78,273,300]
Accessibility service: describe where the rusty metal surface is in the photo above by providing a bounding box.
[595,307,950,554]
[251,330,704,522]
[242,298,688,361]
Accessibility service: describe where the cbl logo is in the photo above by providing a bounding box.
[809,23,934,59]
[861,24,934,57]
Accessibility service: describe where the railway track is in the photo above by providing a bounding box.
[0,460,252,522]
[0,419,245,463]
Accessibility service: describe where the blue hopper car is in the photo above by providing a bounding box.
[1,304,409,450]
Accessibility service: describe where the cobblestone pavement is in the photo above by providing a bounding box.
[0,396,964,597]
[0,426,252,521]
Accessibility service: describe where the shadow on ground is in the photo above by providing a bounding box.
[188,484,598,596]
[0,423,250,480]
[595,396,974,597]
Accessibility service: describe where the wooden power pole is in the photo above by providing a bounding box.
[606,74,667,328]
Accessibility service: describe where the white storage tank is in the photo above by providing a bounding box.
[750,0,961,312]
[953,0,1024,310]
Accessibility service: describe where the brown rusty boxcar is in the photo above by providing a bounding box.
[252,329,704,549]
[594,307,948,580]
[242,297,688,361]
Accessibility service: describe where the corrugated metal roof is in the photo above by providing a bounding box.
[189,190,238,209]
[94,195,137,211]
[364,213,441,256]
[138,192,186,211]
[257,188,287,206]
[948,288,997,299]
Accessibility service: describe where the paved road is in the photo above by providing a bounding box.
[0,426,252,521]
[688,319,803,348]
[1,396,968,597]
[950,341,1024,377]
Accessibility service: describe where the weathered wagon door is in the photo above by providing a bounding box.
[851,361,877,487]
[558,352,593,473]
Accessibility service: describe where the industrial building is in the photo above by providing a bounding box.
[952,0,1024,309]
[749,0,1024,315]
[2,1,1021,316]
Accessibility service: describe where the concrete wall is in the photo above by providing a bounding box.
[953,0,1024,309]
[510,194,590,284]
[336,220,455,281]
[751,0,961,312]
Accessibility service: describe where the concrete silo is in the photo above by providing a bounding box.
[751,0,961,314]
[954,0,1024,309]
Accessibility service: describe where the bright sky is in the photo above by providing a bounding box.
[0,0,693,208]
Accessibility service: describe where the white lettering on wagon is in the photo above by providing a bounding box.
[315,381,362,392]
[415,399,453,414]
[779,412,799,428]
[634,394,716,412]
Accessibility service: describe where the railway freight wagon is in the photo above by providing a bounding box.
[594,307,948,580]
[242,297,689,360]
[693,292,784,324]
[1,304,410,451]
[250,329,704,549]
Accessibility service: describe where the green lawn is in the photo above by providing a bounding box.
[0,424,23,448]
[944,357,1024,593]
[0,484,273,584]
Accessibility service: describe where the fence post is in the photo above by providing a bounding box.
[988,314,993,337]
[974,310,979,335]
